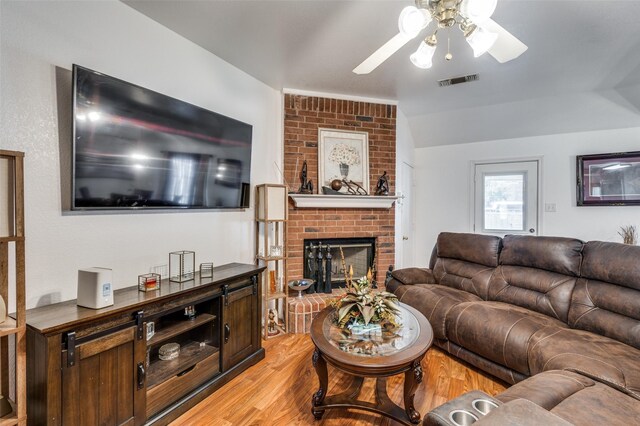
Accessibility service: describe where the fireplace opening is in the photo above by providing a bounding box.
[303,237,376,292]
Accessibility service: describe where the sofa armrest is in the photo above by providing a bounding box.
[477,399,572,425]
[391,267,436,285]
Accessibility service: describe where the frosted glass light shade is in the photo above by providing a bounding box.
[398,6,431,39]
[460,0,498,24]
[466,26,498,57]
[410,41,437,69]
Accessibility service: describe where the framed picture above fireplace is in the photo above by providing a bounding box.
[318,129,369,194]
[577,151,640,206]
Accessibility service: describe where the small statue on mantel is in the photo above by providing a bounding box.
[375,171,390,196]
[298,160,314,194]
[385,265,394,286]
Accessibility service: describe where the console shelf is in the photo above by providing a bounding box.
[147,313,215,347]
[147,341,219,389]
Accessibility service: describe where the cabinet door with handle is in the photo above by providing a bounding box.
[222,280,259,371]
[61,326,146,426]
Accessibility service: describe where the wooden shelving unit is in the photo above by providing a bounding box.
[255,184,288,339]
[0,150,26,425]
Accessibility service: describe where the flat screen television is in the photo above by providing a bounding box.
[72,65,252,210]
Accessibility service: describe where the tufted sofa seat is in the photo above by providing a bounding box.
[388,232,640,425]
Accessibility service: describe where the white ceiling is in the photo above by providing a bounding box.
[123,0,640,147]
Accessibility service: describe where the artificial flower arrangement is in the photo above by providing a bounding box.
[330,277,401,331]
[328,143,361,166]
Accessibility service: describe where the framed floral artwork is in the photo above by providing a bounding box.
[318,129,369,193]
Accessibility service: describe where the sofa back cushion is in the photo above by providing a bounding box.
[487,235,584,322]
[436,232,502,267]
[432,232,502,299]
[568,241,640,349]
[500,235,583,276]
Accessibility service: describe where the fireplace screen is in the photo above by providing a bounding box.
[304,238,376,290]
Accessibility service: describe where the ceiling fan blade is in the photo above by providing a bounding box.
[484,18,528,64]
[353,33,412,75]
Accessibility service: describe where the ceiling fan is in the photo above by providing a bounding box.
[353,0,527,74]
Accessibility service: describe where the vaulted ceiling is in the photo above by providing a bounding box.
[124,0,640,147]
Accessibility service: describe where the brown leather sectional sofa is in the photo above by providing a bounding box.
[387,232,640,425]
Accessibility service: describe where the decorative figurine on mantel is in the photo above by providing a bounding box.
[375,171,390,196]
[298,160,314,194]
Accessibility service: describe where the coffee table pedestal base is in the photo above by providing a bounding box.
[312,348,423,425]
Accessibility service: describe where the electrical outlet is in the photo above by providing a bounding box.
[544,203,557,212]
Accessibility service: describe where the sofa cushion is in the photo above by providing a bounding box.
[487,266,577,323]
[446,302,567,376]
[436,232,502,267]
[390,267,435,285]
[528,328,640,399]
[568,241,640,350]
[497,370,640,425]
[396,285,482,340]
[580,241,640,289]
[485,235,583,322]
[500,235,583,276]
[433,259,495,300]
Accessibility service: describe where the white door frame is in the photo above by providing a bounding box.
[469,156,543,236]
[396,161,415,268]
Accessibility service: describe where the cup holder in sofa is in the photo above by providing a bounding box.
[472,398,498,415]
[448,410,479,426]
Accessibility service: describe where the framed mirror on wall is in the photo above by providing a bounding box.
[577,151,640,206]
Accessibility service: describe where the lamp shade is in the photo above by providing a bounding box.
[466,26,498,57]
[256,184,287,221]
[460,0,498,24]
[398,6,431,39]
[410,40,437,69]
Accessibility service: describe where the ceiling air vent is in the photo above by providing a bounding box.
[438,74,479,87]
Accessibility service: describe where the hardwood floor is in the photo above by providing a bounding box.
[171,334,506,425]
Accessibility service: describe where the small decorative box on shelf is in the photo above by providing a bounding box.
[138,273,161,292]
[200,262,214,279]
[169,250,195,283]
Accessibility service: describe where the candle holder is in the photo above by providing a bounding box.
[169,251,195,283]
[138,273,161,292]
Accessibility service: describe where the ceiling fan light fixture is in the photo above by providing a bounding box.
[465,25,498,57]
[410,35,437,69]
[460,0,498,24]
[398,6,431,38]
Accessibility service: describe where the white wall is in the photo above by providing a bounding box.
[1,1,282,309]
[413,127,640,264]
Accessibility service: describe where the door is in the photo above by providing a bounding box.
[473,161,539,236]
[222,278,259,371]
[398,162,415,268]
[61,326,146,426]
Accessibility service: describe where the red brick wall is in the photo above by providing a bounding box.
[283,94,396,281]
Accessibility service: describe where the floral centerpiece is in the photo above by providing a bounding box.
[328,143,361,179]
[330,277,401,332]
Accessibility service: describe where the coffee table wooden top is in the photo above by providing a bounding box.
[310,303,433,376]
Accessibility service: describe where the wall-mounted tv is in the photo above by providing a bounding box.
[72,65,252,210]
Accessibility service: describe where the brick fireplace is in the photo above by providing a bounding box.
[283,93,396,332]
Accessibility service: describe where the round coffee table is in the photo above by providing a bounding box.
[310,303,433,425]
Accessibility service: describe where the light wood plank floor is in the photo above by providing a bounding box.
[171,334,506,425]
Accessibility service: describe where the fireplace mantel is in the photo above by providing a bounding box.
[289,194,398,209]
